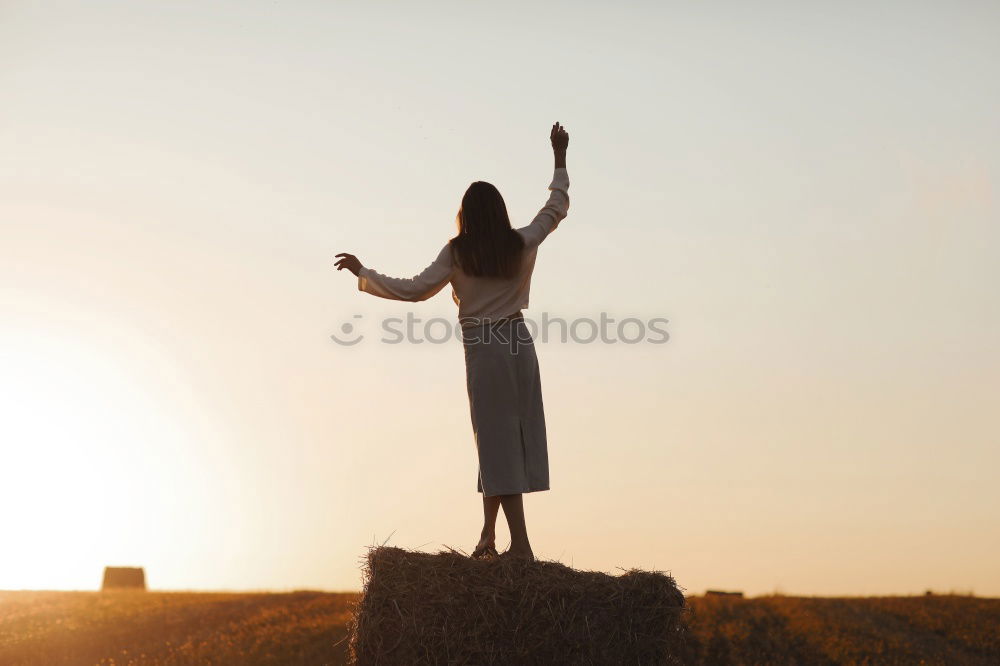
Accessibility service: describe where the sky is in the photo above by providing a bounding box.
[1,1,998,596]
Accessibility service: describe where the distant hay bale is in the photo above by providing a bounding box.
[348,546,687,665]
[705,589,743,598]
[101,566,146,590]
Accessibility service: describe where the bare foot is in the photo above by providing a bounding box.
[501,547,534,562]
[471,532,497,559]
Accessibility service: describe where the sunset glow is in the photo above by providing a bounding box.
[1,1,998,597]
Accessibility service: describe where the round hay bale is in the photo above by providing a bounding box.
[101,566,146,590]
[348,546,688,665]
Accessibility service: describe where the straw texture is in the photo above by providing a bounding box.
[348,546,688,665]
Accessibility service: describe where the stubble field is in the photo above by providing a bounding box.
[1,590,998,665]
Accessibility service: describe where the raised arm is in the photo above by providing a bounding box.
[336,244,453,302]
[516,122,571,249]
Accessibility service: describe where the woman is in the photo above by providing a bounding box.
[335,122,570,562]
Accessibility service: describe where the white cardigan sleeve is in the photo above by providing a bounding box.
[358,243,454,302]
[516,167,570,249]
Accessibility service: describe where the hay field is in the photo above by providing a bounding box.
[678,593,1000,665]
[0,590,355,665]
[1,589,998,665]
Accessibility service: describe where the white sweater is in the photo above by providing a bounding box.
[358,167,570,323]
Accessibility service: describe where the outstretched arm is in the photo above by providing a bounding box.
[517,121,571,249]
[335,244,454,302]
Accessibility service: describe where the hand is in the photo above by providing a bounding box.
[550,121,569,152]
[334,252,363,276]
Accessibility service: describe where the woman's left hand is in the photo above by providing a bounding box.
[334,252,363,276]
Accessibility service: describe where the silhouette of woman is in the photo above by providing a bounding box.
[335,122,570,561]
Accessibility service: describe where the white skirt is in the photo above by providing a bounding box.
[462,317,549,497]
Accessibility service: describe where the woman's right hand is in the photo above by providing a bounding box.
[334,252,363,276]
[550,121,569,152]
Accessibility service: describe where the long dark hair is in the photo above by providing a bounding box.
[449,181,524,279]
